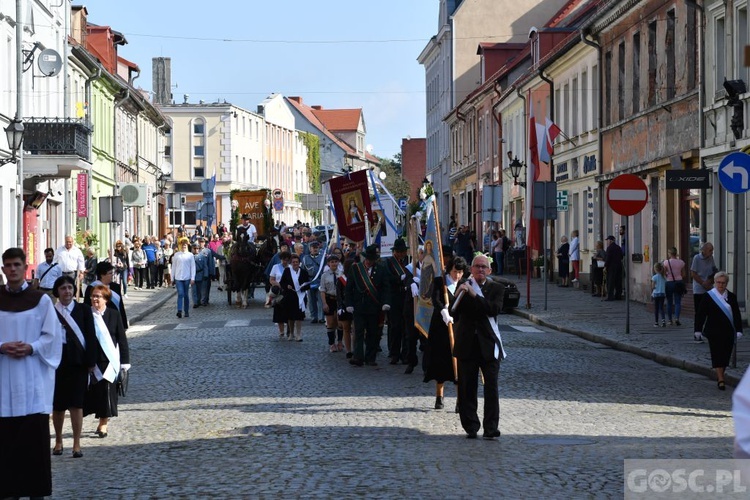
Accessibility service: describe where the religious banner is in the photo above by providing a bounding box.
[371,197,397,257]
[414,197,445,338]
[231,189,270,237]
[329,170,373,243]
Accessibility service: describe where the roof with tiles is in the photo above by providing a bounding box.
[310,108,362,132]
[286,97,358,155]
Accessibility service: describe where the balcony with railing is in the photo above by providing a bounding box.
[24,117,91,160]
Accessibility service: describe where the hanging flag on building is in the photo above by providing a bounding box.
[329,169,373,243]
[526,98,545,252]
[540,118,562,164]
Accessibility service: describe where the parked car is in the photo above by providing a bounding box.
[490,276,520,312]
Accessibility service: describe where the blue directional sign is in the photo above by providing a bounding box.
[398,197,408,212]
[719,152,750,194]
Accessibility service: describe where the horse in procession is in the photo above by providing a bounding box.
[227,229,277,308]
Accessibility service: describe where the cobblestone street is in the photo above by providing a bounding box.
[50,293,736,498]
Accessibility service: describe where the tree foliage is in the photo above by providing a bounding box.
[301,132,321,194]
[377,156,411,201]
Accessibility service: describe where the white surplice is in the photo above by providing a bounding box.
[0,292,62,416]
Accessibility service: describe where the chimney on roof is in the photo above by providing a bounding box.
[312,105,323,110]
[289,96,302,104]
[152,57,171,106]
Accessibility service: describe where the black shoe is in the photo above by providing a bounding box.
[193,304,200,309]
[52,447,63,456]
[346,352,353,359]
[176,311,182,318]
[404,364,415,374]
[389,357,399,365]
[95,430,108,438]
[719,381,726,391]
[72,450,83,458]
[435,396,444,409]
[185,313,189,318]
[349,358,364,367]
[466,432,478,439]
[482,430,501,440]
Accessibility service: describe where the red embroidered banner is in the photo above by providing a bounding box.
[329,170,373,243]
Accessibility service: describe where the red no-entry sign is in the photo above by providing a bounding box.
[607,174,648,216]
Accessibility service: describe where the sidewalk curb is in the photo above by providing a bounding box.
[128,289,176,326]
[511,308,741,388]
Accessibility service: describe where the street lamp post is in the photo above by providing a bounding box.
[15,0,24,247]
[508,156,527,187]
[0,119,24,167]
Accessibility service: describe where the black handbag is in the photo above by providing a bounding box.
[116,368,129,397]
[667,259,687,295]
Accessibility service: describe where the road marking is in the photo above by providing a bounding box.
[512,326,543,333]
[128,325,157,332]
[226,320,251,327]
[174,323,198,329]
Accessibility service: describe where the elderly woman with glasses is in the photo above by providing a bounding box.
[84,285,130,438]
[84,261,128,331]
[694,271,743,390]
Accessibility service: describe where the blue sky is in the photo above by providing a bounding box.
[80,0,437,159]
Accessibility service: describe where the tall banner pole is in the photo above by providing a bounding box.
[431,198,457,382]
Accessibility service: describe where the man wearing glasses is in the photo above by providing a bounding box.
[450,254,505,440]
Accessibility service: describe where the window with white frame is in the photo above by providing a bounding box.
[738,6,748,85]
[715,15,726,96]
[592,64,599,128]
[572,76,579,136]
[192,118,205,178]
[582,68,589,131]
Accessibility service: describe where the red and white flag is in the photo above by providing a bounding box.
[526,99,546,251]
[540,118,561,164]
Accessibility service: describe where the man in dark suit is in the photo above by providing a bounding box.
[345,245,391,367]
[451,254,505,440]
[384,238,409,365]
[604,235,623,301]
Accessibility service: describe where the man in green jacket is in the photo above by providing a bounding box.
[345,245,391,366]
